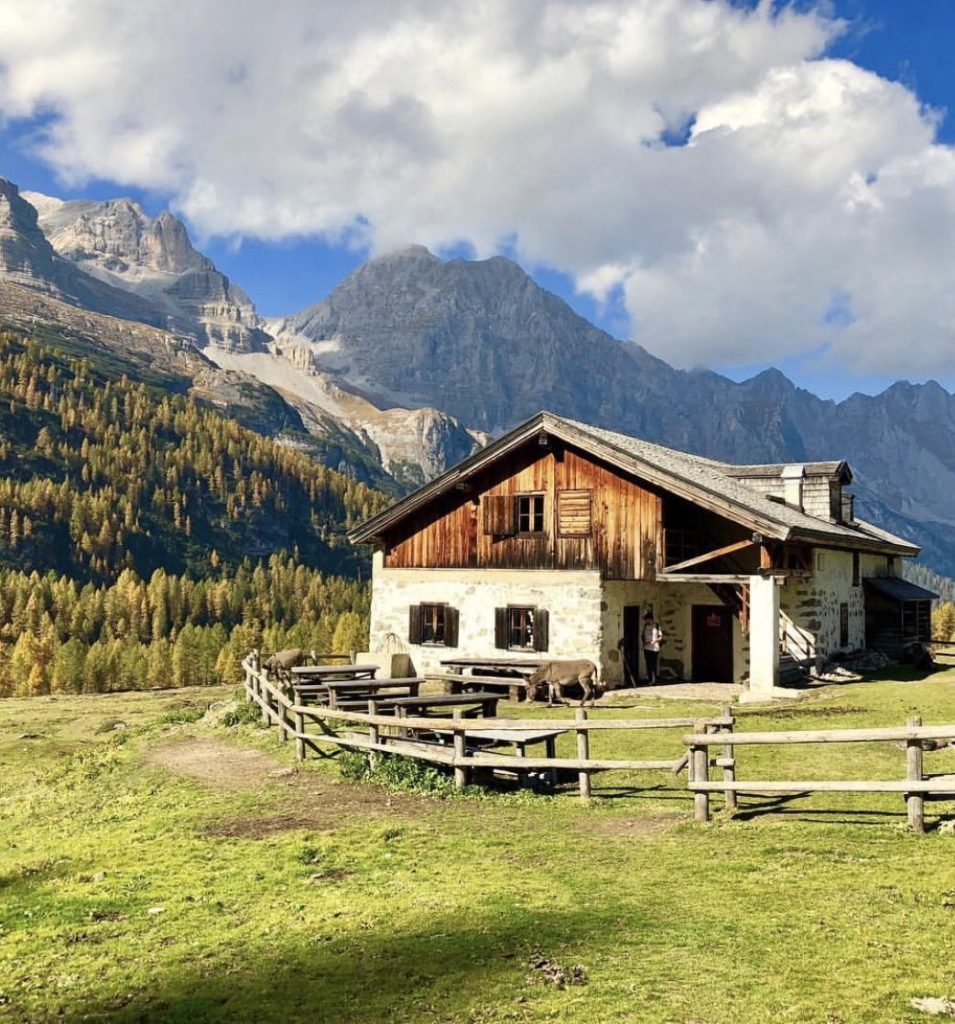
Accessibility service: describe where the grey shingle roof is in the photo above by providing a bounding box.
[350,410,920,555]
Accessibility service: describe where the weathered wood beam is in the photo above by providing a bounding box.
[662,538,756,574]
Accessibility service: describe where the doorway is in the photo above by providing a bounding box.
[622,605,641,686]
[692,605,734,682]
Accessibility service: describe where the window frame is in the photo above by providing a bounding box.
[420,602,448,646]
[514,493,546,536]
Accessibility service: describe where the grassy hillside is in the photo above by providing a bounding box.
[0,331,387,582]
[0,672,953,1022]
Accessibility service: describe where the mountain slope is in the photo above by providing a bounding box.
[0,330,387,581]
[273,245,955,575]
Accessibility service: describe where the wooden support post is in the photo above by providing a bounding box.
[277,698,288,743]
[721,704,737,813]
[576,708,591,802]
[693,720,710,822]
[453,711,468,791]
[294,710,306,761]
[260,678,270,726]
[906,713,925,834]
[368,700,380,769]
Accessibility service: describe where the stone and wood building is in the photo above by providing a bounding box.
[349,412,935,697]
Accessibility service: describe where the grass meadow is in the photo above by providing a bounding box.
[1,665,954,1023]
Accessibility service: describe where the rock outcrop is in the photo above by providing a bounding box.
[26,191,268,351]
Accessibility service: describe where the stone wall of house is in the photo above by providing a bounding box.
[779,548,866,663]
[601,580,749,685]
[368,552,604,677]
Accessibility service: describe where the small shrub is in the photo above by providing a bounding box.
[221,702,264,728]
[157,706,206,726]
[338,751,460,797]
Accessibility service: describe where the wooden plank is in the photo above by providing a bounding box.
[683,725,955,746]
[663,538,756,575]
[688,779,955,793]
[291,705,731,732]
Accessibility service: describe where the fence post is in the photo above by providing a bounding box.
[294,709,306,761]
[906,713,924,834]
[277,696,288,743]
[692,719,709,822]
[453,711,468,791]
[576,708,591,803]
[721,703,737,813]
[368,700,379,770]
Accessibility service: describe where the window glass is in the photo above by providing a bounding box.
[516,494,544,534]
[507,606,535,649]
[421,603,446,645]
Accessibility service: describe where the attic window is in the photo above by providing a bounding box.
[516,494,545,535]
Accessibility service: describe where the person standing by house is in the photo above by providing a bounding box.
[642,615,664,684]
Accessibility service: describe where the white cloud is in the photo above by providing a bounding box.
[1,0,953,377]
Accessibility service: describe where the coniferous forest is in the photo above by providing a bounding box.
[0,331,387,695]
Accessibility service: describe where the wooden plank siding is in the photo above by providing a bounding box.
[382,441,664,579]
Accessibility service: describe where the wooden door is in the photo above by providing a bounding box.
[692,606,734,683]
[622,606,640,686]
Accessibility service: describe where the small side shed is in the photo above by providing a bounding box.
[864,577,937,658]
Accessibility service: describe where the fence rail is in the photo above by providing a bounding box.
[242,653,955,828]
[242,654,720,801]
[682,714,955,831]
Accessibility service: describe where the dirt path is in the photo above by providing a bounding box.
[148,737,425,836]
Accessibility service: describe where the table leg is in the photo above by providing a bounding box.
[515,742,529,789]
[545,736,557,788]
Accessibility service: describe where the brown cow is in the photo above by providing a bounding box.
[526,659,602,707]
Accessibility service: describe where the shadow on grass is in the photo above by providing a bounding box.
[53,907,618,1024]
[729,793,907,825]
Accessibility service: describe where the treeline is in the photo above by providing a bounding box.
[0,555,369,697]
[0,332,388,582]
[932,603,955,642]
[905,563,955,605]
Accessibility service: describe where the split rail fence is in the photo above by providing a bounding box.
[242,655,955,828]
[241,654,727,800]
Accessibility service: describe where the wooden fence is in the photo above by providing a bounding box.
[683,715,955,831]
[242,654,726,801]
[242,655,955,828]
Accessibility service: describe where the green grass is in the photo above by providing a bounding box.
[1,669,954,1023]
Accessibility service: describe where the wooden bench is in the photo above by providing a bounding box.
[291,663,380,682]
[428,672,533,701]
[292,678,423,708]
[382,691,501,719]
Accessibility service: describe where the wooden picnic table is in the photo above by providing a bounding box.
[291,663,380,681]
[440,657,542,675]
[325,678,423,709]
[292,677,423,707]
[383,691,501,719]
[432,725,563,787]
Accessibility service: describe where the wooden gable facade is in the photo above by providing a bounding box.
[381,438,664,579]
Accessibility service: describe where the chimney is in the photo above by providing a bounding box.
[781,464,805,511]
[841,493,854,523]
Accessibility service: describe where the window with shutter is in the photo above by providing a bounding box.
[444,606,460,648]
[408,604,423,645]
[557,489,592,537]
[498,605,547,651]
[483,495,514,537]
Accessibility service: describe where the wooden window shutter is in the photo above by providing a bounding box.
[533,608,550,652]
[494,607,508,649]
[557,489,593,537]
[444,606,459,648]
[408,604,423,645]
[483,495,514,537]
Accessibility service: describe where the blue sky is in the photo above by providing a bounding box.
[1,2,953,397]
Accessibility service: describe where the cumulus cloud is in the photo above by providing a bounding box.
[0,0,952,377]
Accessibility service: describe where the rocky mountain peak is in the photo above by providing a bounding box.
[0,178,60,285]
[26,188,266,352]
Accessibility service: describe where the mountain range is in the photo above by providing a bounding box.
[2,173,955,578]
